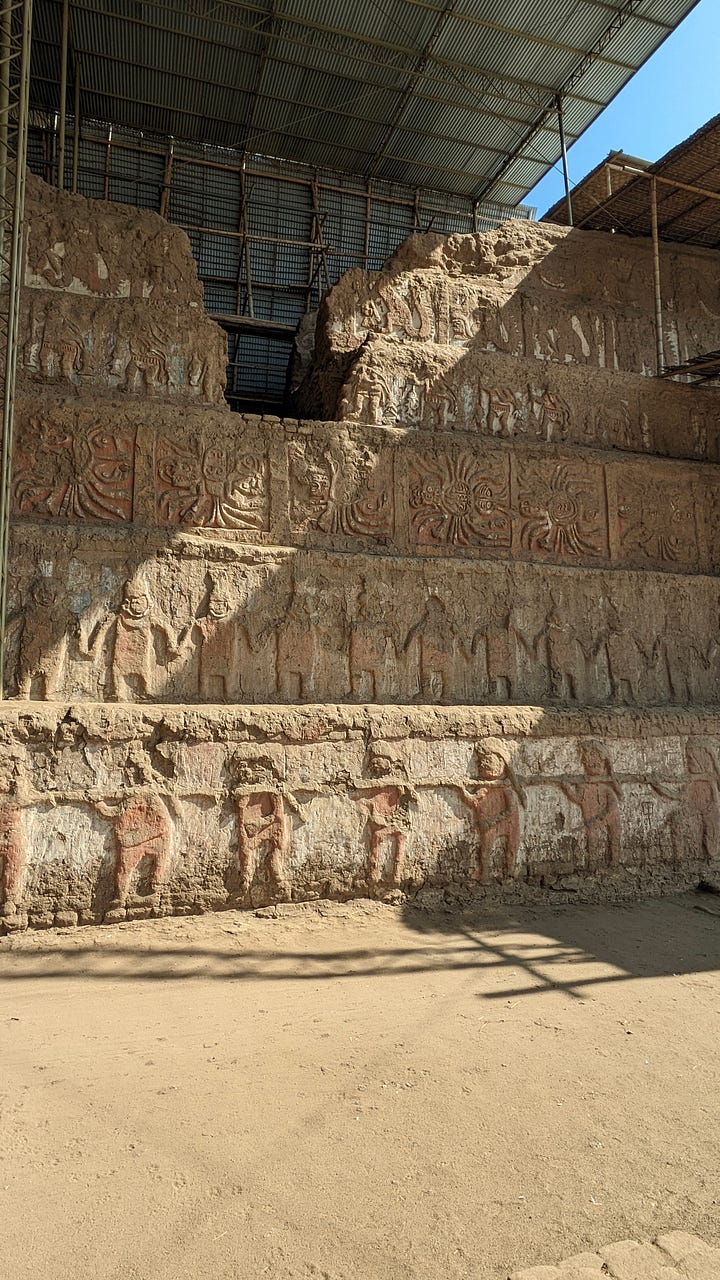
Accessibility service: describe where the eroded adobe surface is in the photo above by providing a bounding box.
[2,180,720,930]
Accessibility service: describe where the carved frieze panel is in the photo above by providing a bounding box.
[155,436,269,530]
[288,439,394,539]
[515,458,609,561]
[20,293,227,404]
[408,451,511,551]
[615,473,699,572]
[3,705,720,928]
[12,417,135,522]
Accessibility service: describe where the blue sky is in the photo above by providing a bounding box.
[526,0,718,216]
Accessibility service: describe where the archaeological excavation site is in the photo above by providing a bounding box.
[8,9,720,1280]
[2,158,720,933]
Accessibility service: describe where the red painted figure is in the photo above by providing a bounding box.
[561,743,622,869]
[354,785,414,888]
[235,791,291,900]
[456,744,526,884]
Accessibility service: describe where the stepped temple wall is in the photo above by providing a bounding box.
[2,177,720,930]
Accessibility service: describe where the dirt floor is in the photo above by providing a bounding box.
[2,894,720,1280]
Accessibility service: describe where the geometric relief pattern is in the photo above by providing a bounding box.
[408,451,511,550]
[515,459,609,560]
[13,417,135,522]
[154,436,269,530]
[615,473,698,570]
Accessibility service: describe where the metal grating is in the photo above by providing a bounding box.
[28,112,533,411]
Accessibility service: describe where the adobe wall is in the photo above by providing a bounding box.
[2,179,720,930]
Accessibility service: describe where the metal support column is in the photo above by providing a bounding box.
[71,55,80,194]
[0,0,34,698]
[650,176,664,375]
[57,0,69,188]
[556,94,573,227]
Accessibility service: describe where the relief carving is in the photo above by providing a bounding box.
[276,577,349,701]
[403,594,467,703]
[517,461,608,559]
[349,579,399,702]
[155,437,268,529]
[354,784,416,889]
[601,600,650,704]
[539,599,590,703]
[93,745,181,905]
[338,361,391,426]
[455,740,526,884]
[409,452,510,551]
[288,440,393,538]
[182,573,255,700]
[616,475,698,568]
[13,418,135,522]
[651,741,719,863]
[86,572,179,701]
[470,603,533,703]
[232,783,299,901]
[0,754,53,916]
[561,743,622,869]
[7,575,74,699]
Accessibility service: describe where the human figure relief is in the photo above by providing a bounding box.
[538,601,588,703]
[470,606,532,703]
[354,784,416,889]
[599,600,649,705]
[455,741,526,884]
[403,594,466,703]
[6,576,73,700]
[339,361,389,425]
[182,575,252,701]
[349,579,399,702]
[93,745,182,906]
[234,790,301,900]
[448,284,478,342]
[650,742,720,865]
[37,306,85,382]
[655,619,708,705]
[276,578,347,701]
[561,743,622,869]
[487,387,520,437]
[87,573,179,701]
[0,755,54,917]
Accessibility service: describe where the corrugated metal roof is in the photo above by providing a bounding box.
[31,0,702,204]
[543,114,720,248]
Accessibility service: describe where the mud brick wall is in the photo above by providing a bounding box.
[4,177,720,931]
[2,704,720,931]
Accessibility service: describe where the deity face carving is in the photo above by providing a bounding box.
[32,580,58,609]
[208,592,230,619]
[122,591,149,619]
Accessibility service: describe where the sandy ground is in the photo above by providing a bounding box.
[2,894,720,1280]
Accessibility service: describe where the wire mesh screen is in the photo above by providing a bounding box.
[27,114,534,412]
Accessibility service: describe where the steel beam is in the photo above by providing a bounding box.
[57,0,68,187]
[0,0,33,698]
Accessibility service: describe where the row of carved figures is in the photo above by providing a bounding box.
[2,739,718,918]
[5,573,719,707]
[22,302,225,400]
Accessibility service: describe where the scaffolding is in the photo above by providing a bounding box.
[0,0,32,698]
[27,111,533,411]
